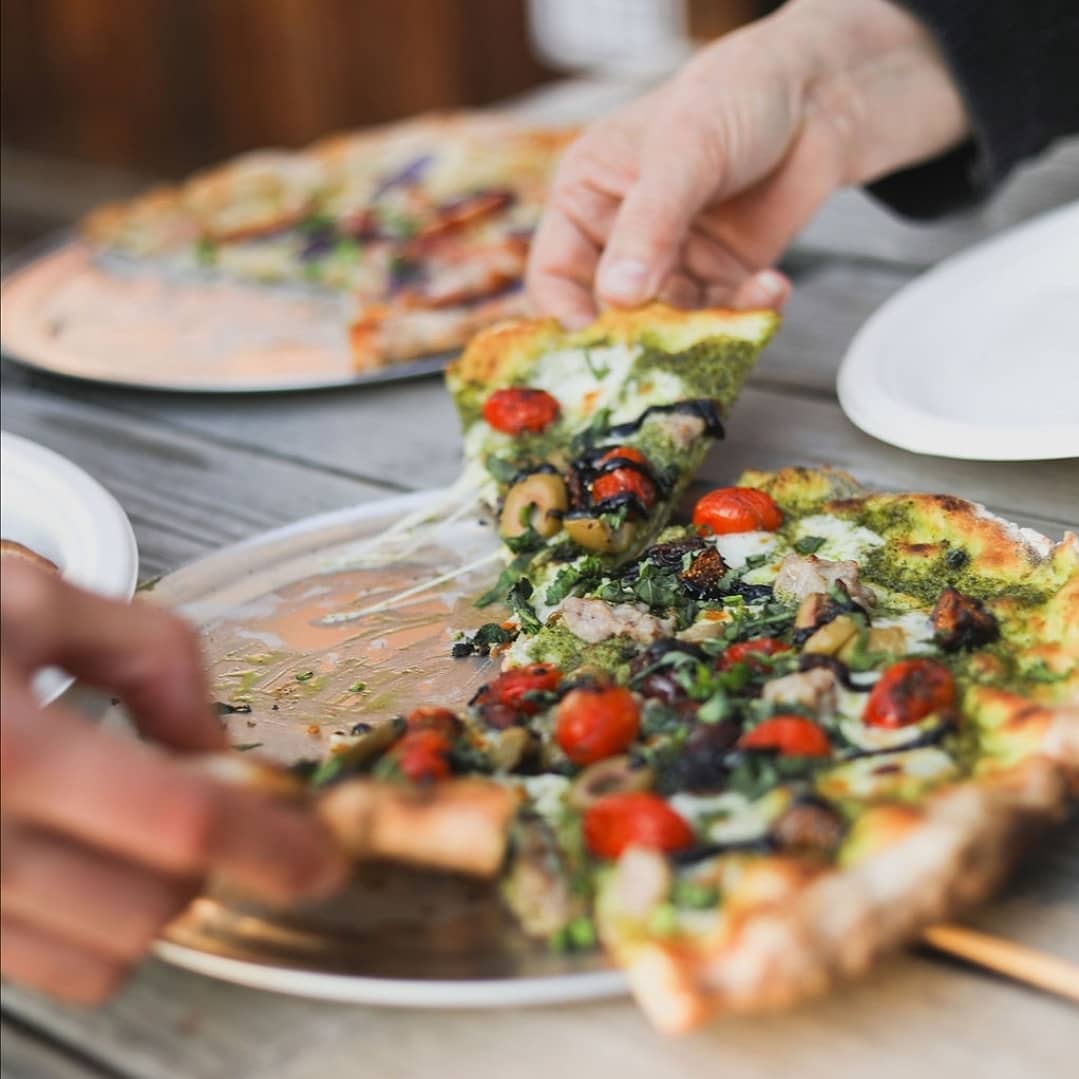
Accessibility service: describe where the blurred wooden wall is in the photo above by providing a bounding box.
[1,0,557,177]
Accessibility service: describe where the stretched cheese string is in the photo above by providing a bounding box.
[318,548,504,625]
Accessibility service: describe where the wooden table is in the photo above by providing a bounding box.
[2,82,1078,1079]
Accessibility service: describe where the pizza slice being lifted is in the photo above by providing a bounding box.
[442,303,778,630]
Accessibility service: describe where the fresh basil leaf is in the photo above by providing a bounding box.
[793,535,826,555]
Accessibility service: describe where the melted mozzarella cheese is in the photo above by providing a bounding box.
[526,343,637,423]
[712,531,782,569]
[794,514,885,562]
[520,774,571,825]
[818,747,957,801]
[873,610,937,652]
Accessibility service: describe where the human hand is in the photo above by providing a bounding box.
[527,0,969,327]
[1,562,346,1003]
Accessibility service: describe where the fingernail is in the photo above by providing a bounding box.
[598,259,651,304]
[755,270,788,301]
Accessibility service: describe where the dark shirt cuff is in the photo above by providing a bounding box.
[865,0,1079,221]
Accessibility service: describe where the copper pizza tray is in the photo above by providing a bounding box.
[0,235,452,394]
[117,491,625,1006]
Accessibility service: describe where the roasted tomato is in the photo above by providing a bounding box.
[482,388,560,435]
[692,487,783,534]
[738,715,831,757]
[591,446,657,510]
[473,664,562,723]
[719,636,790,672]
[556,686,640,765]
[863,658,956,728]
[931,587,999,652]
[584,792,694,859]
[391,729,451,782]
[405,706,463,739]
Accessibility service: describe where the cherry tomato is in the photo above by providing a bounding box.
[556,686,640,765]
[584,792,694,859]
[719,636,790,672]
[863,658,956,729]
[692,487,783,534]
[591,446,657,510]
[482,388,561,435]
[474,664,562,717]
[392,729,451,782]
[405,706,462,738]
[738,715,832,757]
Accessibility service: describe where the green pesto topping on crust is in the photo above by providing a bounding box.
[518,622,638,680]
[631,339,757,406]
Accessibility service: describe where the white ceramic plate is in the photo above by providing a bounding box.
[133,491,626,1007]
[0,431,139,700]
[838,202,1079,461]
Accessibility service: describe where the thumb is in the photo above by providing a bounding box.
[596,134,719,307]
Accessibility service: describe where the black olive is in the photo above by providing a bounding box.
[642,537,707,570]
[658,719,742,793]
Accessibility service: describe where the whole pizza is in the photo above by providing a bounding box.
[209,304,1078,1032]
[77,112,574,371]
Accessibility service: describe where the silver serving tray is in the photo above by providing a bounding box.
[131,491,625,1006]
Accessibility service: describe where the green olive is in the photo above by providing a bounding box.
[568,755,653,810]
[499,473,568,539]
[563,515,636,554]
[803,614,860,656]
[490,727,540,772]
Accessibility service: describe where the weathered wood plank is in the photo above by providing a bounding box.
[0,1021,109,1079]
[4,937,1077,1079]
[0,384,390,576]
[9,362,1072,537]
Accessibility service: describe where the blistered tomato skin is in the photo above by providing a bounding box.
[863,659,956,728]
[556,686,640,765]
[392,730,452,782]
[738,715,832,757]
[405,707,462,738]
[693,487,783,534]
[719,637,790,672]
[584,792,694,859]
[482,388,561,435]
[473,664,562,721]
[592,446,658,510]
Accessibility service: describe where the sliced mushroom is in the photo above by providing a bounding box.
[500,473,568,539]
[803,614,861,656]
[770,798,846,857]
[563,515,636,554]
[568,755,654,810]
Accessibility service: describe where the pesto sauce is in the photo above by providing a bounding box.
[631,339,756,406]
[522,623,637,681]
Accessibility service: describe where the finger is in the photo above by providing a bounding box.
[596,107,722,307]
[729,269,791,311]
[682,227,756,298]
[0,915,127,1004]
[0,562,223,751]
[2,700,346,901]
[655,270,704,310]
[1,823,197,961]
[526,203,600,328]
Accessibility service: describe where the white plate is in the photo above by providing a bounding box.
[0,431,139,700]
[132,491,626,1007]
[838,202,1079,461]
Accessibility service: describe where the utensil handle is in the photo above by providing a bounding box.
[922,924,1079,1004]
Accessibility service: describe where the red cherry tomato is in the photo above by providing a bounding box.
[392,729,451,782]
[863,658,956,729]
[592,446,657,510]
[556,686,640,765]
[474,664,562,717]
[405,707,462,738]
[738,715,831,757]
[692,487,783,534]
[584,792,694,859]
[719,636,790,673]
[482,388,561,435]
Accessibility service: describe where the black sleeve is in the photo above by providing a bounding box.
[866,0,1079,220]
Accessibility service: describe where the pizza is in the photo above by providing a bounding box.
[80,113,575,370]
[199,308,1077,1033]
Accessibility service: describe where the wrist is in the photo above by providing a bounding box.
[774,0,970,187]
